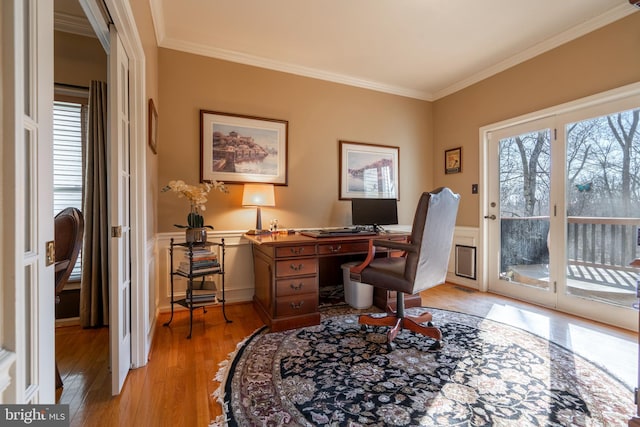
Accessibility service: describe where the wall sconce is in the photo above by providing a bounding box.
[242,183,275,235]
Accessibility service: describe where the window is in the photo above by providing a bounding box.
[53,97,87,281]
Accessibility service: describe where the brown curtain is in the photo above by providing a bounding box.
[80,80,109,328]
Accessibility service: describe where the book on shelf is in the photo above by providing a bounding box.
[185,293,217,304]
[176,260,221,275]
[192,280,217,291]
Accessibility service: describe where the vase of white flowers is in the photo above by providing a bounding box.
[161,179,228,244]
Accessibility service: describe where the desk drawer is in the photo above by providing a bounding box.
[276,276,317,297]
[276,293,318,317]
[318,241,369,255]
[275,244,316,258]
[276,258,318,277]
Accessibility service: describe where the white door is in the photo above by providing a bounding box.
[0,0,55,402]
[486,118,557,309]
[485,94,640,331]
[108,24,132,395]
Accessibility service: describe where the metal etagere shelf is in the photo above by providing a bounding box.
[163,237,231,338]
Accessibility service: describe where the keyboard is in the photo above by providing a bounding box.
[301,228,377,238]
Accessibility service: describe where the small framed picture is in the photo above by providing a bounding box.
[148,98,158,155]
[339,140,399,200]
[200,110,288,185]
[445,147,461,174]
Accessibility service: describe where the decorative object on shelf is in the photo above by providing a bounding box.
[200,110,288,185]
[445,147,462,174]
[162,179,228,243]
[242,183,275,235]
[339,140,399,200]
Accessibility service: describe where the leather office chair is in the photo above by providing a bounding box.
[54,207,84,388]
[350,187,460,350]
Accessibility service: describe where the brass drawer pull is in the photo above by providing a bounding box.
[290,301,304,310]
[329,245,342,253]
[290,263,304,271]
[290,247,305,255]
[290,282,303,291]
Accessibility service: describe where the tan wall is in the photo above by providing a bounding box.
[130,0,160,237]
[54,31,106,86]
[158,49,433,232]
[433,13,640,227]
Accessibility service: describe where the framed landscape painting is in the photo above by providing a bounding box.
[339,140,399,200]
[200,110,288,185]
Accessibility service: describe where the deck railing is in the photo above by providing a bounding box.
[568,217,640,271]
[500,216,640,271]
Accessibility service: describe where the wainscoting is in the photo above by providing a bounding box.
[155,227,480,313]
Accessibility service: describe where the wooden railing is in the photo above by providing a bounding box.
[500,216,640,270]
[567,217,640,271]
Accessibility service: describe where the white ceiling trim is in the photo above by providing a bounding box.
[159,36,432,100]
[150,1,636,102]
[434,4,636,99]
[54,11,95,38]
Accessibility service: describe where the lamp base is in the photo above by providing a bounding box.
[246,229,272,235]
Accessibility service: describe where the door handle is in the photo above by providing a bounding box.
[484,214,497,220]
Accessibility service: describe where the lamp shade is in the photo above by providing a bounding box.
[242,184,275,207]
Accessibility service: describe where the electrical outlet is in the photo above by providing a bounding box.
[471,184,478,194]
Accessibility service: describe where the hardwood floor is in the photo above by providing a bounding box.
[55,283,638,426]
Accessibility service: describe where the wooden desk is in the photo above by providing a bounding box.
[244,231,414,331]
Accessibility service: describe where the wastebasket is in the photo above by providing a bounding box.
[341,261,373,309]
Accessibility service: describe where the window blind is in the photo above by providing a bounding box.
[53,100,87,281]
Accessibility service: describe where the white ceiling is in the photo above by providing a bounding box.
[56,0,638,101]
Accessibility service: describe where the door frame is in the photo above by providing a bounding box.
[79,0,150,385]
[480,81,640,331]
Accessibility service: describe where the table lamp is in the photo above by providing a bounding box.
[242,183,275,235]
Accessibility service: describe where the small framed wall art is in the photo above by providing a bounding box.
[339,140,399,200]
[148,98,158,155]
[445,147,461,174]
[200,110,288,185]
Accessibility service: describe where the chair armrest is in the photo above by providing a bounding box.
[371,239,416,253]
[349,238,416,281]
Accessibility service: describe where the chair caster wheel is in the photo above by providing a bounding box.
[360,324,367,332]
[428,341,442,351]
[386,342,396,352]
[427,321,433,327]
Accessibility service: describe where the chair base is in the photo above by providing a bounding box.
[358,309,442,351]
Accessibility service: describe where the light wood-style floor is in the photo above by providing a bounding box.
[55,284,638,427]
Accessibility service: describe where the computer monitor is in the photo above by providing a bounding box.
[351,198,398,231]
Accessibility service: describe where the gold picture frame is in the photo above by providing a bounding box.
[148,98,158,155]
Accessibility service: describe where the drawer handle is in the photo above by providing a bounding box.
[290,247,305,255]
[290,301,304,310]
[290,263,304,271]
[290,282,304,291]
[329,245,342,253]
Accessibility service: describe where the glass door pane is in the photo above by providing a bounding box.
[565,108,640,308]
[499,129,552,290]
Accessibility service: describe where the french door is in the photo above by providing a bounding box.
[486,94,640,331]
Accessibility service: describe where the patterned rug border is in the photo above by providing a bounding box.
[211,306,633,426]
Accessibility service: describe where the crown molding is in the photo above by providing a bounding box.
[160,36,433,101]
[149,2,635,102]
[433,4,636,100]
[54,11,96,38]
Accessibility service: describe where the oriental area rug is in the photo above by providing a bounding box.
[212,308,635,426]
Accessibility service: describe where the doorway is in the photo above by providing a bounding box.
[483,87,640,331]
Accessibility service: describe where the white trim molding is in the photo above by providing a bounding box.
[0,349,17,399]
[446,226,481,290]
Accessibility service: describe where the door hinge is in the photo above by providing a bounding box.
[111,225,123,238]
[553,281,557,293]
[46,241,55,266]
[554,128,557,140]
